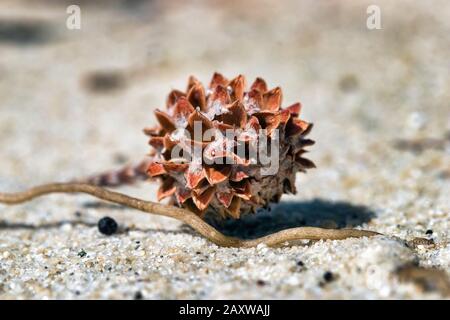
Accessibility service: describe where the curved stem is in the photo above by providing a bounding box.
[0,183,380,247]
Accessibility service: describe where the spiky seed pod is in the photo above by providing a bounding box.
[144,73,315,219]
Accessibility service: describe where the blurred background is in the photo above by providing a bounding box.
[1,0,448,182]
[0,0,449,299]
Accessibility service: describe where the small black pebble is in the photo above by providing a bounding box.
[74,211,82,218]
[78,249,87,258]
[98,216,118,235]
[297,261,304,267]
[426,229,433,235]
[134,291,144,300]
[256,280,266,286]
[323,271,334,282]
[75,290,80,295]
[196,251,201,255]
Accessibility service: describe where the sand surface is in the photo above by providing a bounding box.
[0,0,449,299]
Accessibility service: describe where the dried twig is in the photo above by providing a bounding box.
[0,183,380,248]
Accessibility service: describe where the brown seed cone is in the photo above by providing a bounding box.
[145,73,315,219]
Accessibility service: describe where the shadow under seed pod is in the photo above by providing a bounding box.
[208,199,375,239]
